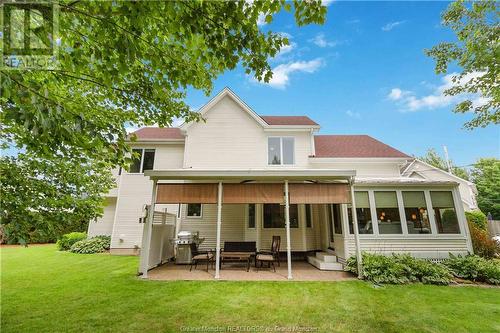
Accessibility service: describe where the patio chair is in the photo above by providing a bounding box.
[255,236,281,272]
[189,243,214,272]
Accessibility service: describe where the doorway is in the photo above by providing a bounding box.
[326,204,343,250]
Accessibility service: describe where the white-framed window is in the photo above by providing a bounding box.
[263,204,299,228]
[430,191,460,234]
[129,148,155,173]
[374,191,403,234]
[348,191,373,234]
[268,137,295,165]
[187,204,202,218]
[402,191,431,234]
[248,204,256,228]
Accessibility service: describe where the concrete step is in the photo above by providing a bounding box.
[315,252,337,263]
[307,256,344,271]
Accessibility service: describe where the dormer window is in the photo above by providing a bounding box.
[268,137,294,165]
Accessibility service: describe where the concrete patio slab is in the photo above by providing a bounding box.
[147,261,355,281]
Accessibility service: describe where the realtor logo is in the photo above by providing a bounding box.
[1,1,59,70]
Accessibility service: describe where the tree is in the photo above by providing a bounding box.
[1,0,327,166]
[0,153,115,244]
[470,158,500,220]
[426,0,499,129]
[0,1,326,243]
[418,148,470,180]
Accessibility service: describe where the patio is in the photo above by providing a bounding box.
[147,261,355,281]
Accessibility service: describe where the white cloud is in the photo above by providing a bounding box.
[275,42,296,58]
[322,0,335,6]
[125,125,139,134]
[388,88,408,101]
[387,72,489,112]
[310,33,338,48]
[264,58,323,89]
[346,110,361,119]
[171,117,184,127]
[257,13,266,26]
[381,20,406,31]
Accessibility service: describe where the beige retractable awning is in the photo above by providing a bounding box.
[289,183,351,204]
[222,183,283,204]
[155,183,351,204]
[156,184,218,204]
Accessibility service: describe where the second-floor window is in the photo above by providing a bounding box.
[268,137,294,165]
[130,148,155,173]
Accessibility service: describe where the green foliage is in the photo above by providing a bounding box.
[444,254,500,285]
[69,235,111,254]
[470,158,500,219]
[468,221,500,259]
[418,148,469,180]
[0,0,327,167]
[0,153,114,244]
[425,0,499,129]
[0,1,326,244]
[345,253,452,285]
[56,232,87,251]
[465,210,487,230]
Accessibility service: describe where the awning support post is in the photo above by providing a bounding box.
[349,177,363,279]
[139,179,158,278]
[215,182,223,279]
[284,180,293,280]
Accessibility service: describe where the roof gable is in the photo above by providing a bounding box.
[180,87,268,130]
[403,159,474,185]
[313,135,410,158]
[181,87,320,130]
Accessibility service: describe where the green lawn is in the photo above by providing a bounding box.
[2,245,499,333]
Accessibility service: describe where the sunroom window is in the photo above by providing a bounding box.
[268,137,294,165]
[430,191,460,234]
[375,191,402,234]
[403,191,431,234]
[348,191,373,234]
[129,148,155,173]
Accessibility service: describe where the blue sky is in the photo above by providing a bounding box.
[184,1,499,167]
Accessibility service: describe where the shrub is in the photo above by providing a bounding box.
[56,232,87,251]
[345,253,452,285]
[465,210,487,230]
[69,235,111,254]
[444,254,500,285]
[468,221,499,259]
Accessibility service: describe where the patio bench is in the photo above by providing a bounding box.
[220,241,256,272]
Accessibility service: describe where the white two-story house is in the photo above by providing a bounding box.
[88,88,475,279]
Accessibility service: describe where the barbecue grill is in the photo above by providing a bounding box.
[172,231,204,264]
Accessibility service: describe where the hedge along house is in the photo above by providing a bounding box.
[87,88,474,279]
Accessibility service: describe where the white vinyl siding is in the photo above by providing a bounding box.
[183,95,311,168]
[88,197,117,237]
